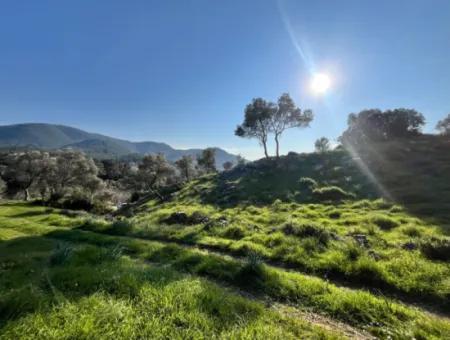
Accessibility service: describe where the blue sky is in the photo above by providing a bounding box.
[1,0,449,159]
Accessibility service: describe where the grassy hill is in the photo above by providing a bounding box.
[1,135,450,339]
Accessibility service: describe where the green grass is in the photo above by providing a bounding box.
[109,199,450,311]
[0,203,340,340]
[1,202,450,339]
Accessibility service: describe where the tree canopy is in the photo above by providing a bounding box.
[235,94,312,158]
[340,108,425,145]
[436,113,450,135]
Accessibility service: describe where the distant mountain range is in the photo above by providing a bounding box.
[0,123,237,167]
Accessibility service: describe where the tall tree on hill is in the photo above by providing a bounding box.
[269,93,313,158]
[175,155,196,181]
[197,148,216,173]
[235,94,313,159]
[436,113,450,135]
[235,98,273,158]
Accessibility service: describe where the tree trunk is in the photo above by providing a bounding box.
[275,134,280,158]
[262,140,269,159]
[24,188,30,201]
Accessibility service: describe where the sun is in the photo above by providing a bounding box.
[311,73,331,94]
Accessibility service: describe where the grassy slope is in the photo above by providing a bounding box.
[120,137,450,311]
[0,203,340,339]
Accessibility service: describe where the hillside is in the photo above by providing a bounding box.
[1,135,450,338]
[0,123,237,167]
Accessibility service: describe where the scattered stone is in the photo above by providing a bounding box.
[189,211,210,224]
[352,234,370,248]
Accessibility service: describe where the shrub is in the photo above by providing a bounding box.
[298,177,318,191]
[345,243,363,261]
[222,226,246,240]
[420,238,450,261]
[281,222,330,246]
[402,226,422,237]
[312,186,354,202]
[109,219,133,235]
[234,252,267,290]
[328,210,341,219]
[370,215,399,230]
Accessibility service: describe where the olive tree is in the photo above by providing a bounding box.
[175,155,196,181]
[0,150,51,200]
[314,137,331,153]
[125,154,175,193]
[197,148,216,173]
[436,113,450,135]
[44,150,102,202]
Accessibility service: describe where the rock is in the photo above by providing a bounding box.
[402,241,417,251]
[189,211,210,224]
[352,234,370,248]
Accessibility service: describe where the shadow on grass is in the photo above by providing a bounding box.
[0,232,182,328]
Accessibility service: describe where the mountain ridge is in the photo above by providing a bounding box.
[0,123,237,167]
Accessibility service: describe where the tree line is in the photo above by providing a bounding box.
[0,148,225,212]
[235,93,450,157]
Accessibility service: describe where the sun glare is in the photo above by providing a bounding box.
[311,73,331,94]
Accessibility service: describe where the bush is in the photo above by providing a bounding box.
[234,252,267,290]
[298,177,318,191]
[222,226,246,240]
[59,198,94,211]
[370,215,399,230]
[312,186,354,202]
[281,222,330,245]
[109,219,133,235]
[420,238,450,261]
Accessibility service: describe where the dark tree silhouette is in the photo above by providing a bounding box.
[436,113,450,135]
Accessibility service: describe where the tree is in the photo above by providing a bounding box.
[175,155,196,181]
[127,154,175,193]
[235,94,313,158]
[97,159,131,181]
[341,108,425,145]
[44,150,102,202]
[270,93,313,158]
[235,98,273,158]
[222,161,234,171]
[315,137,331,153]
[436,113,450,135]
[236,154,246,166]
[197,148,216,173]
[0,151,51,200]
